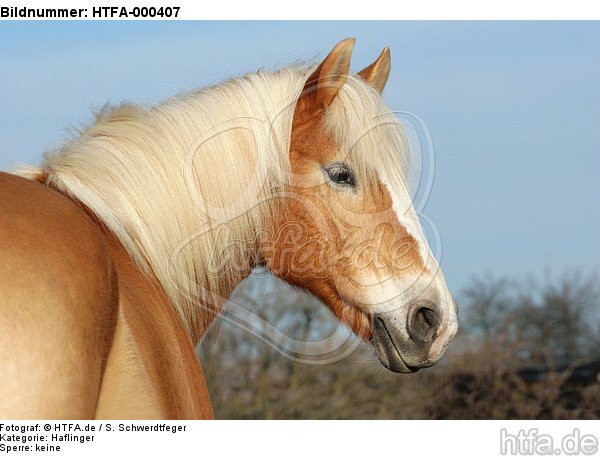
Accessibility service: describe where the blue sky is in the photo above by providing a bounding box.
[1,21,598,295]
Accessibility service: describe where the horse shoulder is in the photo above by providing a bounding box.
[95,234,214,419]
[0,172,118,418]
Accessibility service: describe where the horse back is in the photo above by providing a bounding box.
[0,172,118,418]
[0,172,213,419]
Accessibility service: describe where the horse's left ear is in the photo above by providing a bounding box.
[357,47,391,94]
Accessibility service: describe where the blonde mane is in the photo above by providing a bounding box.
[15,66,411,338]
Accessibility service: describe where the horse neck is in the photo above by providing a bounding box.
[38,69,304,342]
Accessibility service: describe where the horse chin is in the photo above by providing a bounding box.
[371,317,420,374]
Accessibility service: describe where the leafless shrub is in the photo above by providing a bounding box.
[198,271,600,419]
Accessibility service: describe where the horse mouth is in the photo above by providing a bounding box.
[371,317,420,374]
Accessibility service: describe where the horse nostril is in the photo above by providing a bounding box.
[408,306,441,344]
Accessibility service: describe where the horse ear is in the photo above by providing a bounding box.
[357,47,391,94]
[302,38,355,109]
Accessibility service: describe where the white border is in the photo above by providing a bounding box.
[1,420,599,455]
[1,0,600,19]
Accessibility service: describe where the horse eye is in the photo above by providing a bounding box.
[324,163,357,188]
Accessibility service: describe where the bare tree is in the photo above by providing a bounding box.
[462,274,516,338]
[197,270,600,419]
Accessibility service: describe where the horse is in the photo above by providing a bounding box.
[0,38,458,419]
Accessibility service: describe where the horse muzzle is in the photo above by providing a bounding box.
[371,298,458,373]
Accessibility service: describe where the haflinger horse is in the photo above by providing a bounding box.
[0,38,458,419]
